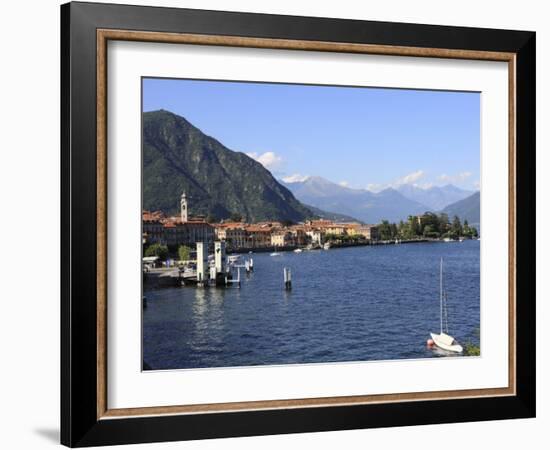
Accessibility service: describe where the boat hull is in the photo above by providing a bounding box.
[430,333,463,353]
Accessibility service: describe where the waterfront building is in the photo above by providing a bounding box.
[326,224,346,235]
[288,225,308,245]
[305,228,323,245]
[245,225,272,248]
[356,225,379,240]
[225,225,247,249]
[142,255,161,270]
[143,192,214,248]
[142,210,166,244]
[162,221,187,247]
[306,219,334,229]
[305,219,347,236]
[271,231,294,247]
[214,222,248,249]
[256,221,283,229]
[342,222,363,235]
[213,223,226,240]
[162,218,214,247]
[416,215,426,227]
[184,218,215,244]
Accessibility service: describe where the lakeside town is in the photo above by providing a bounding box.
[141,85,481,368]
[143,191,479,263]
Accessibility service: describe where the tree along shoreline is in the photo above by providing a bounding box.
[374,212,478,242]
[143,236,476,263]
[143,213,478,261]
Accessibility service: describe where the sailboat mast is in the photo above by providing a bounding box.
[440,258,443,334]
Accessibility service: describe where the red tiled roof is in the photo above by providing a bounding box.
[161,217,212,227]
[142,210,165,221]
[187,219,211,225]
[218,222,247,229]
[245,225,271,233]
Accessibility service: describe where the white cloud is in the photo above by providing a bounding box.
[418,182,434,189]
[246,151,284,171]
[366,170,425,192]
[394,170,425,186]
[366,183,385,193]
[338,180,350,187]
[281,173,309,183]
[365,170,475,193]
[437,171,472,184]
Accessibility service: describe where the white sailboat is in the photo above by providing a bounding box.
[429,258,463,353]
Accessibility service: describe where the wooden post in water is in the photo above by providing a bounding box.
[209,266,217,285]
[196,242,207,287]
[284,267,292,290]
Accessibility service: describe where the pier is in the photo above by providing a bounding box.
[144,240,255,290]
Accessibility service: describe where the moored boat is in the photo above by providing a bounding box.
[428,258,463,354]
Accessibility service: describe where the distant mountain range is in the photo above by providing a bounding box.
[397,184,474,211]
[303,204,362,223]
[282,176,429,224]
[283,176,480,225]
[143,110,311,222]
[441,191,480,227]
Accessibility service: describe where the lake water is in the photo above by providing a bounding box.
[143,240,480,370]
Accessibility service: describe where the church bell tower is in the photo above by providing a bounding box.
[180,191,188,222]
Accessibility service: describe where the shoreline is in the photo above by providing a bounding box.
[144,238,478,289]
[228,238,440,254]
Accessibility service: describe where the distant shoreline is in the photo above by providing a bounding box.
[222,238,455,254]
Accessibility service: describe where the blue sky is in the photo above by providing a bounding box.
[143,78,480,191]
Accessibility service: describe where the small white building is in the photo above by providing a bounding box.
[142,256,160,270]
[306,229,323,245]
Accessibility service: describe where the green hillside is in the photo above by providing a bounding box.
[143,110,312,222]
[442,191,480,226]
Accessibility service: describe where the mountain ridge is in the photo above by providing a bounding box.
[397,183,474,211]
[441,191,480,226]
[283,176,431,224]
[143,110,312,222]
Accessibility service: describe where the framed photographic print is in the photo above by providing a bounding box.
[61,1,536,447]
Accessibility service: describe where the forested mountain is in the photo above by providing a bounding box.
[441,191,480,226]
[143,110,312,222]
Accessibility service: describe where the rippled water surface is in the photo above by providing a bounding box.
[143,241,480,369]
